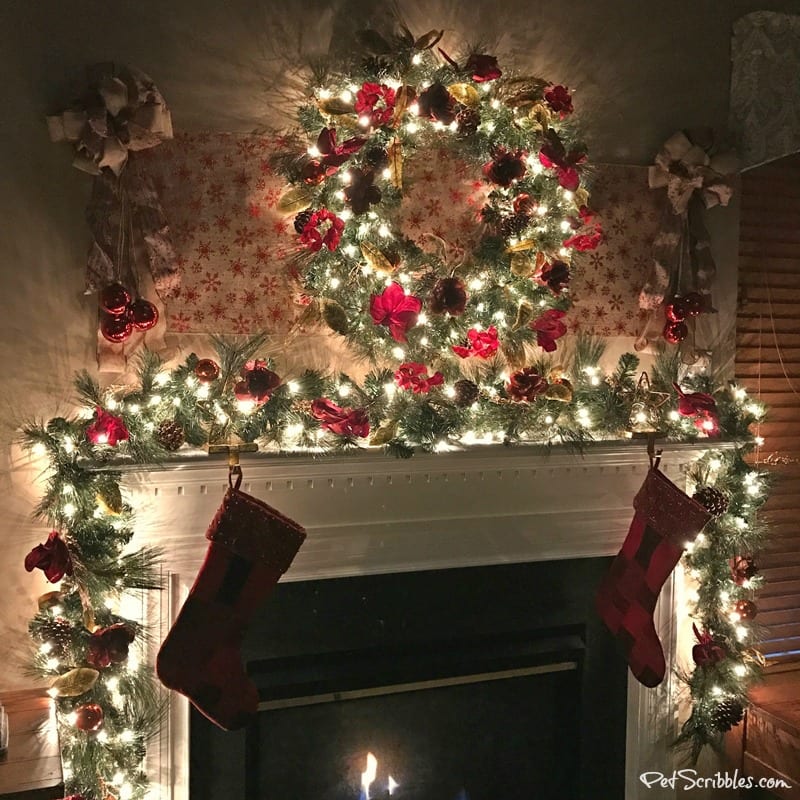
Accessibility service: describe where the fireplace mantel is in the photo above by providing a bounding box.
[124,441,724,800]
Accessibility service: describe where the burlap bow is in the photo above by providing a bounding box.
[47,64,178,304]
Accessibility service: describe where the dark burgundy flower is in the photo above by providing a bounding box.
[370,282,422,342]
[691,624,727,667]
[452,326,500,359]
[354,83,397,127]
[316,127,366,168]
[343,168,382,214]
[234,360,281,405]
[87,623,136,669]
[539,129,586,191]
[544,84,573,118]
[465,54,502,82]
[483,148,527,187]
[429,276,468,315]
[311,399,370,438]
[538,260,570,295]
[299,209,345,252]
[563,224,603,251]
[531,309,567,352]
[507,367,548,402]
[417,82,457,125]
[673,382,720,435]
[24,531,73,584]
[86,407,129,446]
[394,363,445,394]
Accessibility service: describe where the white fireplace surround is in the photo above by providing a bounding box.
[125,441,720,800]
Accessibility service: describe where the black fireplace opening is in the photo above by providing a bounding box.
[190,558,627,800]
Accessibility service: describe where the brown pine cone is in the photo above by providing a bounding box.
[711,699,744,732]
[692,485,729,517]
[156,419,186,452]
[498,213,531,238]
[456,108,481,136]
[453,379,479,407]
[293,209,314,234]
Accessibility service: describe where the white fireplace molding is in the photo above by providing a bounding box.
[124,442,722,800]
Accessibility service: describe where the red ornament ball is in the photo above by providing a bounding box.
[682,291,706,316]
[663,320,688,344]
[233,379,251,401]
[664,299,687,323]
[194,359,220,383]
[128,298,159,331]
[513,193,536,214]
[734,599,758,620]
[99,283,131,315]
[100,313,133,343]
[74,703,104,732]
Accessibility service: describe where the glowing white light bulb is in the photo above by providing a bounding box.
[544,415,554,425]
[391,347,405,360]
[39,642,53,655]
[445,386,456,398]
[406,122,418,134]
[412,53,422,65]
[236,399,256,415]
[32,442,47,457]
[734,664,747,677]
[358,115,371,128]
[560,220,572,232]
[45,657,59,671]
[378,223,391,237]
[337,384,351,398]
[154,372,170,386]
[62,502,76,518]
[329,277,341,289]
[196,385,210,400]
[149,395,162,407]
[340,89,353,102]
[339,209,352,222]
[669,410,680,421]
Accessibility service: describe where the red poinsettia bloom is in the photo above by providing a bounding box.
[539,129,587,191]
[86,407,129,446]
[452,326,500,359]
[311,399,370,438]
[531,309,567,352]
[355,83,397,127]
[563,224,603,251]
[234,360,281,405]
[672,382,720,435]
[24,531,73,583]
[316,127,366,168]
[544,84,573,118]
[394,363,445,394]
[299,209,345,252]
[369,282,422,342]
[87,623,136,669]
[465,53,502,82]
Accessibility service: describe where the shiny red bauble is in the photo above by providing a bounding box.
[194,358,221,383]
[734,599,758,620]
[99,283,132,315]
[100,313,133,343]
[663,320,688,344]
[233,380,252,401]
[74,703,104,732]
[664,299,687,323]
[128,298,159,331]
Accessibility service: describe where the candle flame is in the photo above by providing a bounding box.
[361,752,378,799]
[388,776,399,795]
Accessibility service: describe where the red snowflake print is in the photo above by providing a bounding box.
[214,213,231,231]
[208,182,226,204]
[248,202,262,218]
[199,153,217,171]
[197,241,214,261]
[263,187,280,207]
[267,305,285,323]
[170,312,192,332]
[229,259,246,277]
[608,293,623,311]
[241,289,259,306]
[190,262,203,275]
[225,291,237,304]
[218,244,230,257]
[234,227,255,248]
[255,177,266,191]
[193,308,205,323]
[271,218,289,235]
[233,170,248,187]
[259,160,273,176]
[449,188,465,204]
[259,276,278,293]
[228,313,252,334]
[183,287,200,304]
[200,271,222,293]
[209,302,226,320]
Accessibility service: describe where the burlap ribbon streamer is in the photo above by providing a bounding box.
[47,63,178,300]
[637,130,737,356]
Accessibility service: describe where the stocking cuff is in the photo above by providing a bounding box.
[633,467,711,546]
[206,488,306,574]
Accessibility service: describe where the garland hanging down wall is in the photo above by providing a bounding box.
[28,28,767,800]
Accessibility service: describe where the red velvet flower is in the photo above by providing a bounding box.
[691,624,727,667]
[394,363,445,394]
[465,54,502,82]
[234,360,281,405]
[544,84,573,118]
[482,148,527,187]
[311,399,370,438]
[369,282,422,342]
[673,382,720,435]
[507,368,548,402]
[563,224,603,251]
[452,326,500,359]
[539,130,587,191]
[354,83,397,127]
[531,309,567,352]
[86,623,136,669]
[86,407,129,446]
[538,260,570,295]
[316,127,367,168]
[417,83,458,125]
[299,209,345,252]
[24,531,73,583]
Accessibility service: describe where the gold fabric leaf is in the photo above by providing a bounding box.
[318,97,356,116]
[414,29,444,50]
[370,420,398,446]
[321,298,349,335]
[448,83,480,109]
[512,300,534,330]
[510,252,534,277]
[387,138,403,189]
[277,186,314,214]
[51,667,99,697]
[361,242,395,276]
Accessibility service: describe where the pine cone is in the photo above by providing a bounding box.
[38,617,73,655]
[362,146,389,169]
[456,108,481,136]
[692,485,729,517]
[711,699,744,732]
[293,209,314,234]
[156,420,186,452]
[453,379,479,407]
[498,213,531,238]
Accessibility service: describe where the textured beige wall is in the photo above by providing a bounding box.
[1,0,797,688]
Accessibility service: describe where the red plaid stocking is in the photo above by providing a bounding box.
[596,466,710,687]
